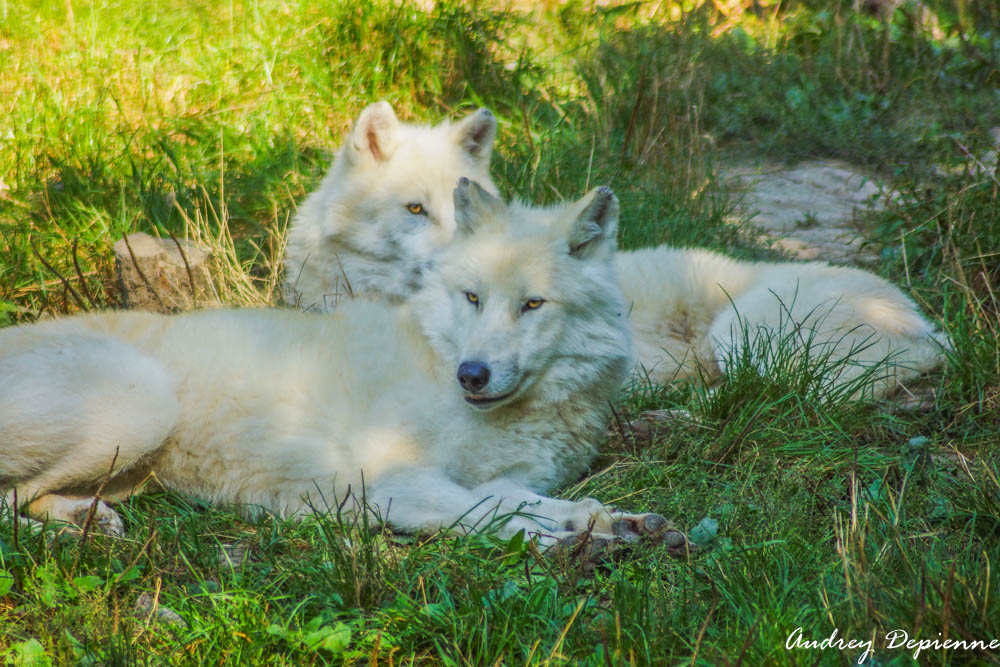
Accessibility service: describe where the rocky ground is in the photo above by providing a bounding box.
[723,128,1000,268]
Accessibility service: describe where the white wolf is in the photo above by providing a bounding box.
[285,103,946,399]
[0,181,684,552]
[285,101,498,309]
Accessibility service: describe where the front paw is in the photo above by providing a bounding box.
[544,529,621,568]
[610,512,693,557]
[69,500,125,538]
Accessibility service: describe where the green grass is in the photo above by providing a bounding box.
[2,0,1000,663]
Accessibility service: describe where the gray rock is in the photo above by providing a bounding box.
[114,232,219,312]
[722,160,892,265]
[135,592,186,626]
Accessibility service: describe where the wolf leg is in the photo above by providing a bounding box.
[0,334,180,535]
[5,493,126,537]
[471,479,689,553]
[366,467,538,538]
[368,467,686,554]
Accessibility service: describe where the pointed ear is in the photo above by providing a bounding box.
[568,186,619,259]
[452,108,497,164]
[350,101,400,162]
[454,177,504,236]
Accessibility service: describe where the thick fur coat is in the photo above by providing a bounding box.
[2,182,673,547]
[284,102,947,399]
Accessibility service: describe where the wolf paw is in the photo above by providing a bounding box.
[546,530,622,567]
[543,513,693,567]
[68,500,125,538]
[15,516,45,532]
[610,512,693,557]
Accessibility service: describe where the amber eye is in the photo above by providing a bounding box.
[406,202,426,215]
[465,292,480,306]
[522,298,544,312]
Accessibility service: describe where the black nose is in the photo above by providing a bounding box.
[457,361,491,393]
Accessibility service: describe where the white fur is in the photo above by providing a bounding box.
[1,185,646,544]
[285,102,498,309]
[619,247,948,397]
[283,104,947,399]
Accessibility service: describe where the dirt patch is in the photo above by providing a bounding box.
[722,160,893,266]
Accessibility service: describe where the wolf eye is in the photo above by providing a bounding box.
[522,298,545,313]
[406,202,426,216]
[465,292,480,307]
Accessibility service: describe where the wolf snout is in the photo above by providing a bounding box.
[457,361,491,393]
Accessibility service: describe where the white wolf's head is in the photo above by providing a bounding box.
[285,102,498,310]
[412,179,633,411]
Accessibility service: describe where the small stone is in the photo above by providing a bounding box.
[217,541,250,568]
[135,592,185,626]
[689,517,719,545]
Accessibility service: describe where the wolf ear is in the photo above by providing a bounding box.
[454,178,504,236]
[452,108,497,164]
[350,101,400,163]
[568,186,619,259]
